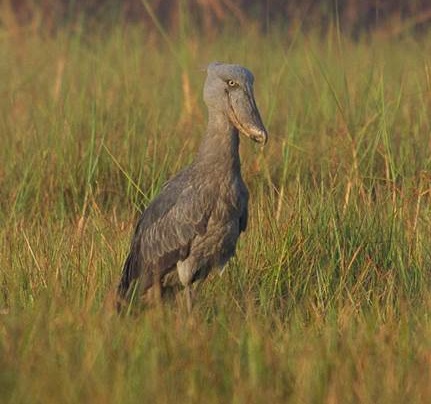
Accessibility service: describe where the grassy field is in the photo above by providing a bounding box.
[0,20,430,403]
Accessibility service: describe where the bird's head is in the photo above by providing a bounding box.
[203,62,268,145]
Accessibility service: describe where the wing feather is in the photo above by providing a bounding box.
[136,176,213,271]
[118,168,215,298]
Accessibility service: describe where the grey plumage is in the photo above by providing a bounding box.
[118,62,268,311]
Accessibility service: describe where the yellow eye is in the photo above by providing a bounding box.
[227,80,237,87]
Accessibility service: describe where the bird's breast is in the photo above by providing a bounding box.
[184,175,248,281]
[210,176,246,221]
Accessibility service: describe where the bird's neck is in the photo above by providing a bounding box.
[195,111,240,173]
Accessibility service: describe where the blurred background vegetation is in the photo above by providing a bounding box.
[1,0,431,38]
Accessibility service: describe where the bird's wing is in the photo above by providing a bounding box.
[135,176,213,272]
[118,169,214,297]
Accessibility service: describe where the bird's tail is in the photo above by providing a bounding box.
[117,249,141,311]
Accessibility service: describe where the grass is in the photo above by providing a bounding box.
[0,20,431,403]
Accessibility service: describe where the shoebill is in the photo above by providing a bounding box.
[118,62,268,312]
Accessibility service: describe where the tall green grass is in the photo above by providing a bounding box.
[0,22,430,403]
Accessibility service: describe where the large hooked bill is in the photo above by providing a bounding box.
[227,83,268,145]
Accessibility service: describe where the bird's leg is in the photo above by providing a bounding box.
[185,284,193,314]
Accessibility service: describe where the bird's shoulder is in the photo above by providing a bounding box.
[139,166,215,227]
[134,165,216,265]
[139,168,190,227]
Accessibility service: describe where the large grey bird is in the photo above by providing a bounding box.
[118,62,268,312]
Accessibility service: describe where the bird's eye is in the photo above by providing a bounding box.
[227,80,237,87]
